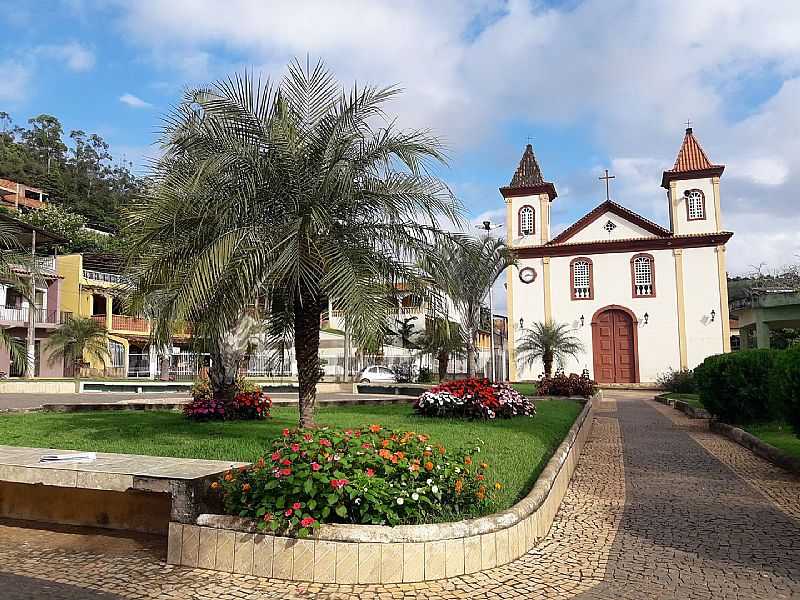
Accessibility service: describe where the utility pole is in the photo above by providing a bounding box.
[476,220,503,381]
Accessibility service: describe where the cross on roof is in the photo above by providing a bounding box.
[598,168,615,201]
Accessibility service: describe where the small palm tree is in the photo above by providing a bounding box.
[416,317,465,381]
[0,221,31,372]
[47,317,110,382]
[422,235,515,378]
[125,60,461,427]
[516,320,584,377]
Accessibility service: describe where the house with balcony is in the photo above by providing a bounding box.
[56,253,191,379]
[0,214,67,377]
[0,178,49,213]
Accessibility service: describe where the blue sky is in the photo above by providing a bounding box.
[3,0,800,280]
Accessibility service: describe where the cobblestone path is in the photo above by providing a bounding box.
[0,392,798,599]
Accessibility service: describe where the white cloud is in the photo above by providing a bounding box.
[111,0,800,272]
[37,41,95,72]
[0,60,30,102]
[119,93,153,109]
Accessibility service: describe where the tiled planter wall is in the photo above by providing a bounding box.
[167,394,597,583]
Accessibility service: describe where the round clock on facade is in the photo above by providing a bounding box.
[519,267,537,284]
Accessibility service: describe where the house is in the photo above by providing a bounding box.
[0,178,48,213]
[56,253,191,379]
[0,213,67,377]
[504,128,733,383]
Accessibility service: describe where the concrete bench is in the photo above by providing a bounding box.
[0,445,247,535]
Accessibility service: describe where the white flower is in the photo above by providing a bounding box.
[431,485,439,494]
[411,493,419,501]
[396,497,404,505]
[355,498,361,505]
[455,467,461,474]
[426,478,433,485]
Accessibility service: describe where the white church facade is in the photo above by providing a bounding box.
[504,128,733,383]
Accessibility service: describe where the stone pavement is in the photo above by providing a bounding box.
[0,391,799,599]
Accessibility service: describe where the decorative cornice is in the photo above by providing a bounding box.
[660,166,725,188]
[549,200,672,245]
[514,231,733,259]
[499,182,558,201]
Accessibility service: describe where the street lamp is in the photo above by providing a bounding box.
[477,220,504,381]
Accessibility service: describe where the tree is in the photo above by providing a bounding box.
[416,317,465,381]
[516,320,584,377]
[46,317,110,382]
[422,235,514,378]
[0,222,28,371]
[125,61,461,427]
[392,316,419,349]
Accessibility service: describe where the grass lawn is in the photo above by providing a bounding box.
[0,399,582,516]
[664,392,704,409]
[744,422,800,460]
[511,382,537,396]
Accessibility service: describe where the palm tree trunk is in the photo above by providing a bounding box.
[295,294,322,429]
[437,350,449,382]
[543,351,554,377]
[466,331,477,378]
[208,348,238,401]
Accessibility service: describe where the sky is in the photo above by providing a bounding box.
[2,0,800,297]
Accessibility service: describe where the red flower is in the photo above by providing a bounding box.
[311,462,321,471]
[271,452,281,461]
[290,443,300,452]
[300,517,316,527]
[282,428,290,437]
[284,508,293,517]
[330,478,349,490]
[365,468,375,477]
[303,433,313,442]
[263,512,273,522]
[361,442,372,449]
[280,467,292,476]
[281,458,292,466]
[319,438,332,447]
[292,502,302,510]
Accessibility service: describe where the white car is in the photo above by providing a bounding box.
[358,365,397,384]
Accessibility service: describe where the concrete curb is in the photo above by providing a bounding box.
[709,420,800,475]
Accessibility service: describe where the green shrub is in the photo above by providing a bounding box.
[656,368,696,393]
[694,349,779,424]
[770,345,800,435]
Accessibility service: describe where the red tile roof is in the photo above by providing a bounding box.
[509,144,545,188]
[661,128,724,188]
[549,200,672,245]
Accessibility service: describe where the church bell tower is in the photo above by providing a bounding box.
[500,144,557,247]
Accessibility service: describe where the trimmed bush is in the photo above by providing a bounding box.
[656,368,696,393]
[536,373,596,398]
[770,345,800,435]
[694,349,779,424]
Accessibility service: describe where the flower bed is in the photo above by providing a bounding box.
[413,378,535,419]
[212,425,498,537]
[185,379,272,421]
[536,373,596,398]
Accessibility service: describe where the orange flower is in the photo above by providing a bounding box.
[417,434,429,443]
[480,462,489,470]
[381,439,391,448]
[395,451,405,460]
[410,463,420,472]
[224,472,233,482]
[438,446,446,455]
[423,450,432,457]
[464,456,472,465]
[242,483,251,492]
[379,449,392,459]
[369,424,382,433]
[424,461,434,471]
[476,485,486,500]
[477,474,485,481]
[454,479,463,494]
[210,481,220,490]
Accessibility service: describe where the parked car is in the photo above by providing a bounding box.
[358,365,397,384]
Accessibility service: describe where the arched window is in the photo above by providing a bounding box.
[518,205,535,236]
[685,189,706,221]
[631,253,656,297]
[570,257,593,300]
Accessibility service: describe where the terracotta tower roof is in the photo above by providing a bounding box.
[509,144,544,188]
[661,127,724,188]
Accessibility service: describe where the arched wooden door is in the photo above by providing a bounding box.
[592,308,638,383]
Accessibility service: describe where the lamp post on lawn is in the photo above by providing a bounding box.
[477,220,503,381]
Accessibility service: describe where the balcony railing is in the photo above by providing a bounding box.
[573,286,591,299]
[92,314,150,333]
[634,284,653,297]
[82,269,128,285]
[35,256,56,272]
[0,306,68,324]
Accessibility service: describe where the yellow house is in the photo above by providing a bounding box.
[57,254,190,378]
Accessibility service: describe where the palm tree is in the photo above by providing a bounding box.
[0,221,31,372]
[125,60,462,427]
[46,317,110,383]
[416,317,465,381]
[516,320,585,377]
[422,235,515,378]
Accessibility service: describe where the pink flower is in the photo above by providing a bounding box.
[284,508,293,517]
[303,433,313,442]
[290,443,300,452]
[281,458,292,466]
[365,468,375,477]
[319,438,332,447]
[271,452,281,461]
[282,428,290,437]
[311,462,321,471]
[300,517,316,527]
[329,478,349,490]
[292,502,302,510]
[361,443,372,449]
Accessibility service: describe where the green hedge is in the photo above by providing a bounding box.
[770,345,800,435]
[693,349,780,425]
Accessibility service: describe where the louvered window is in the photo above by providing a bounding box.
[519,205,535,236]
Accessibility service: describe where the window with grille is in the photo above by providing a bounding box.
[686,189,705,220]
[519,205,535,236]
[570,257,593,300]
[631,254,654,297]
[108,340,125,369]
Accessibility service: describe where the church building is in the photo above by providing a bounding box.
[503,128,733,383]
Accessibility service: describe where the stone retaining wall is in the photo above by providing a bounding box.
[166,395,596,583]
[710,421,800,474]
